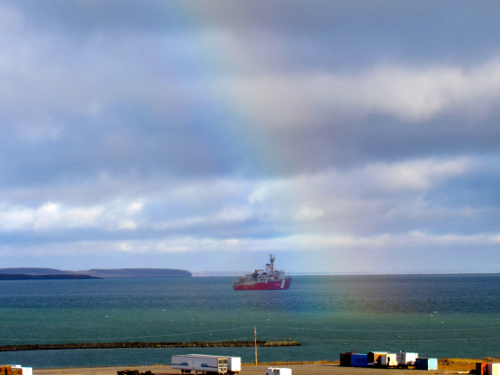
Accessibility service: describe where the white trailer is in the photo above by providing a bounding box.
[181,355,240,374]
[172,355,241,375]
[266,368,292,375]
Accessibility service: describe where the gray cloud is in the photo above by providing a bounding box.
[12,1,500,67]
[1,1,500,273]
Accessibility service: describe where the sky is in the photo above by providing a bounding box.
[1,1,500,274]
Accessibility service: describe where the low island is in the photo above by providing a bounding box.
[0,267,192,280]
[0,274,100,280]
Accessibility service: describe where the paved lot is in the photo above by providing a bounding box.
[33,363,465,375]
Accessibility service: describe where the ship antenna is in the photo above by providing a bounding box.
[270,254,275,273]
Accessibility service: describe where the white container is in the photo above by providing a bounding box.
[266,368,292,375]
[397,352,419,366]
[381,353,398,367]
[172,354,228,374]
[227,357,241,374]
[487,363,500,375]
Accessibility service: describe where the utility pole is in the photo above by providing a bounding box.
[254,326,258,366]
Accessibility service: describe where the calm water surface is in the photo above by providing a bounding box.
[1,275,500,368]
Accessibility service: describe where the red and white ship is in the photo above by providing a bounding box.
[233,254,292,290]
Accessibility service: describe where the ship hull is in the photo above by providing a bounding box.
[233,277,292,291]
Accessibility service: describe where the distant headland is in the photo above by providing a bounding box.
[0,267,192,280]
[0,273,100,280]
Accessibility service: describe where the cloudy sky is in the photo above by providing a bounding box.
[1,1,500,274]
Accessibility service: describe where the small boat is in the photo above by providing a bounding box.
[233,254,292,290]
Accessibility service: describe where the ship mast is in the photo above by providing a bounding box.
[270,254,275,274]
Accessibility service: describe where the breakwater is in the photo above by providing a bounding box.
[0,340,300,352]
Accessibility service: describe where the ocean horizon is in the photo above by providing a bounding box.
[193,271,500,276]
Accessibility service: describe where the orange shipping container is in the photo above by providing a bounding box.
[477,363,488,375]
[368,352,388,365]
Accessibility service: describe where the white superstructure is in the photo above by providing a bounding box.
[233,254,292,290]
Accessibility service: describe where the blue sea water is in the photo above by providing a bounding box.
[1,275,500,368]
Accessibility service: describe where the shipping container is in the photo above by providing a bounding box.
[368,352,388,366]
[477,363,489,375]
[227,357,240,374]
[266,368,291,375]
[381,353,398,367]
[397,352,419,367]
[351,354,368,367]
[416,358,438,370]
[487,363,500,375]
[340,353,352,366]
[172,355,229,374]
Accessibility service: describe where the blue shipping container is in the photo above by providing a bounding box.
[416,358,438,370]
[351,354,368,367]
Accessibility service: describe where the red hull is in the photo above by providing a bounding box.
[233,277,292,290]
